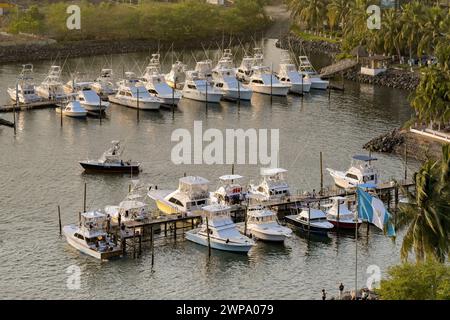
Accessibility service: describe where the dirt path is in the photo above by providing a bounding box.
[264,3,292,39]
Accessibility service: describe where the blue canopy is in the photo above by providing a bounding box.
[352,155,378,161]
[357,183,378,189]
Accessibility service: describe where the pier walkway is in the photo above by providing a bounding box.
[320,59,359,78]
[0,100,57,112]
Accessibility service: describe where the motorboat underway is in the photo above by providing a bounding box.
[148,176,210,216]
[165,61,186,89]
[36,66,68,100]
[90,69,117,98]
[298,56,329,90]
[236,55,255,83]
[182,70,223,103]
[79,140,141,174]
[285,206,334,234]
[239,206,292,242]
[55,100,87,118]
[212,50,253,101]
[327,155,379,190]
[248,168,290,202]
[276,53,311,94]
[185,204,255,253]
[109,72,161,110]
[248,49,290,96]
[141,54,182,106]
[63,210,121,260]
[7,64,41,104]
[211,174,246,205]
[325,196,362,229]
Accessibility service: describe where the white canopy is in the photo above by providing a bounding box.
[261,168,288,176]
[219,174,243,181]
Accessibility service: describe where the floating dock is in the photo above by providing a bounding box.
[0,100,57,112]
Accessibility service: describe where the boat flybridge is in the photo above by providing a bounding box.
[248,49,290,96]
[64,78,109,113]
[165,61,186,89]
[327,155,379,190]
[298,56,329,90]
[248,168,290,202]
[285,205,334,234]
[7,64,41,104]
[182,70,223,103]
[276,52,312,94]
[35,66,68,101]
[63,210,121,260]
[105,182,149,224]
[239,206,292,242]
[211,174,246,205]
[212,49,253,101]
[109,72,161,110]
[141,54,182,106]
[79,140,141,174]
[325,197,362,229]
[148,176,210,216]
[185,204,255,253]
[236,54,255,83]
[90,69,117,98]
[55,100,87,118]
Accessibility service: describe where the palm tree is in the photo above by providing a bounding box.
[288,0,328,33]
[417,6,446,57]
[383,9,403,57]
[326,0,352,34]
[397,145,450,263]
[400,1,424,60]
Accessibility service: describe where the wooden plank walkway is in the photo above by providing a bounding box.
[320,59,359,78]
[0,100,57,112]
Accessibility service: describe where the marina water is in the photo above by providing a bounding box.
[0,39,418,299]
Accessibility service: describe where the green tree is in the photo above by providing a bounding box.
[378,261,450,300]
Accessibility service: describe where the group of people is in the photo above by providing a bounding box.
[322,283,371,300]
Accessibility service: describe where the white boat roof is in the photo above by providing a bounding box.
[180,176,209,185]
[203,204,231,213]
[300,208,326,220]
[118,200,146,211]
[247,208,275,218]
[82,210,105,219]
[219,174,243,181]
[330,196,348,201]
[261,168,287,176]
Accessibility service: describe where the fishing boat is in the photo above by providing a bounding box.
[109,72,161,110]
[211,174,246,205]
[165,61,186,89]
[185,204,255,253]
[35,66,68,101]
[325,197,362,230]
[276,52,312,94]
[64,79,109,113]
[212,49,253,101]
[63,210,121,260]
[79,140,141,174]
[248,49,290,96]
[148,176,210,216]
[90,69,117,99]
[285,206,334,234]
[182,70,223,103]
[239,206,292,242]
[141,54,182,106]
[327,155,379,190]
[248,168,290,202]
[298,56,329,90]
[55,100,87,118]
[7,64,41,104]
[236,55,255,83]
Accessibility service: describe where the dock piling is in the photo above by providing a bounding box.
[320,152,324,195]
[206,216,211,257]
[83,182,87,213]
[58,205,62,235]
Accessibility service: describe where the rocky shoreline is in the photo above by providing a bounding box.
[277,32,420,91]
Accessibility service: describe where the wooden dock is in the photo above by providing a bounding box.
[0,100,57,113]
[0,117,14,127]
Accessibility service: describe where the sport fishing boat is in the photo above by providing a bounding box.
[141,54,182,106]
[7,64,41,104]
[327,155,379,190]
[298,56,329,90]
[55,100,87,118]
[185,204,255,253]
[285,205,334,234]
[211,174,246,205]
[182,70,223,103]
[63,210,121,260]
[90,69,117,99]
[79,140,141,174]
[248,49,290,96]
[148,176,210,216]
[165,61,186,89]
[248,168,290,202]
[236,54,255,83]
[109,72,161,110]
[35,66,68,101]
[325,196,362,230]
[276,52,311,94]
[238,206,292,242]
[212,49,253,101]
[64,79,109,113]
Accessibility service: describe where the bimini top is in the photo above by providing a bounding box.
[352,155,378,162]
[219,174,243,181]
[357,183,378,189]
[261,168,288,176]
[202,204,231,213]
[179,176,209,186]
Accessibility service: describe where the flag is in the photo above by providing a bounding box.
[357,188,396,237]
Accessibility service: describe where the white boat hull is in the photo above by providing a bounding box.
[109,96,160,110]
[56,108,87,118]
[157,95,181,106]
[250,84,290,96]
[182,89,222,103]
[221,88,253,101]
[80,102,110,112]
[185,229,253,253]
[327,169,357,189]
[7,88,41,104]
[310,79,329,90]
[289,82,312,94]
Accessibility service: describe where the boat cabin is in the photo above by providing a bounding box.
[347,155,378,185]
[253,168,290,199]
[76,210,109,244]
[167,176,210,213]
[246,206,277,224]
[202,204,233,229]
[213,174,245,204]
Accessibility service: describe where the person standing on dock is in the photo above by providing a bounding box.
[339,283,344,299]
[322,289,327,300]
